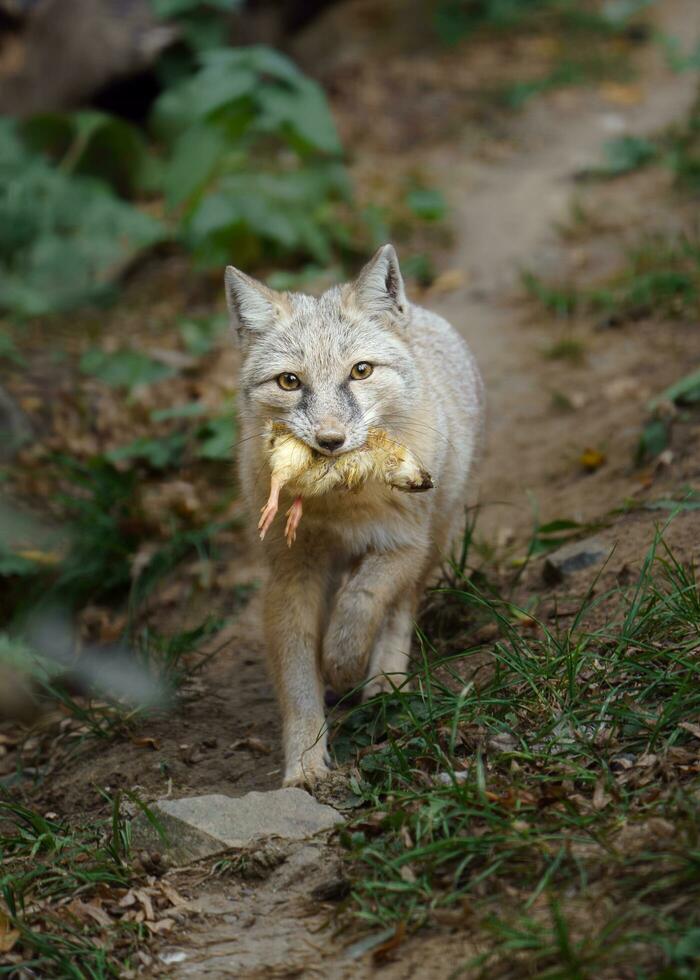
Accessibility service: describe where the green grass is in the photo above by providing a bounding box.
[336,526,700,977]
[541,337,586,363]
[0,795,148,977]
[523,232,700,324]
[582,88,700,190]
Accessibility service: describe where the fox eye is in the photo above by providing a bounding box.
[277,372,301,391]
[350,362,373,380]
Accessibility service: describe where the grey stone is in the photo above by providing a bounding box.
[132,789,343,865]
[0,385,31,461]
[543,536,609,585]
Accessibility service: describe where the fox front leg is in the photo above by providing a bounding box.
[263,553,331,788]
[322,546,425,693]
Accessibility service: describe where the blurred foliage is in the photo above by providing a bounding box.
[581,92,700,188]
[433,0,652,44]
[153,45,349,267]
[0,37,351,317]
[0,119,165,317]
[524,232,700,325]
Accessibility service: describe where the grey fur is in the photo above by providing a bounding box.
[226,244,484,787]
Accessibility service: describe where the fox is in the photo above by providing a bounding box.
[225,244,484,788]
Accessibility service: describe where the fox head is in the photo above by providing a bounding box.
[225,245,421,455]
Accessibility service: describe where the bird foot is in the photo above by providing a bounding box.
[258,498,279,540]
[284,497,303,547]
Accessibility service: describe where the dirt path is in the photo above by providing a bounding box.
[156,2,700,976]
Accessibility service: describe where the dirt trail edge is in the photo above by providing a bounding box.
[161,4,698,976]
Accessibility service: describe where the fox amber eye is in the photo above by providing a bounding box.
[277,372,301,391]
[350,362,373,380]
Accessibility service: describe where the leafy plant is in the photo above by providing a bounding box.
[593,134,658,177]
[20,111,153,196]
[80,349,178,390]
[0,120,165,317]
[152,45,350,266]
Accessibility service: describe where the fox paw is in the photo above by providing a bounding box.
[283,755,332,791]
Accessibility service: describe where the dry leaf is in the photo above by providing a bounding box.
[134,889,155,921]
[372,922,406,963]
[132,736,161,751]
[16,549,62,566]
[593,777,611,811]
[158,882,193,910]
[679,721,700,740]
[0,911,20,954]
[429,269,467,295]
[146,917,175,935]
[66,899,113,929]
[599,82,644,106]
[580,448,606,472]
[230,737,272,755]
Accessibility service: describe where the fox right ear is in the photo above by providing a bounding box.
[224,266,286,340]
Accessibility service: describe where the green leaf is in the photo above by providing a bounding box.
[150,401,206,422]
[197,415,236,459]
[406,188,447,221]
[179,314,228,354]
[163,124,230,207]
[152,0,240,16]
[0,331,25,366]
[649,369,700,409]
[80,349,177,389]
[21,111,152,196]
[599,135,657,176]
[257,78,342,155]
[0,120,166,316]
[636,418,669,465]
[0,546,46,577]
[106,434,186,469]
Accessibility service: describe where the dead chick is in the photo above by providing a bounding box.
[259,421,433,546]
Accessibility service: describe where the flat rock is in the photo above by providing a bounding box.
[132,789,343,865]
[543,536,609,585]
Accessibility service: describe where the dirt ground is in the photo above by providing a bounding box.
[3,0,700,975]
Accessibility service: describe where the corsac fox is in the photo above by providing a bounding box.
[226,244,484,788]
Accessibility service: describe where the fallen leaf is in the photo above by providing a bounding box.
[599,82,644,106]
[158,882,193,910]
[66,899,113,928]
[132,736,161,751]
[593,777,611,811]
[146,918,175,935]
[580,448,606,472]
[0,911,20,953]
[429,268,467,295]
[16,549,62,566]
[134,889,155,921]
[372,922,406,963]
[230,737,272,755]
[679,721,700,740]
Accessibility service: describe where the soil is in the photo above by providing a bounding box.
[3,0,700,976]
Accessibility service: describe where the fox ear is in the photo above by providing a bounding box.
[353,244,407,319]
[224,266,286,339]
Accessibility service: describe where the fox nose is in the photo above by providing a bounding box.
[315,418,346,452]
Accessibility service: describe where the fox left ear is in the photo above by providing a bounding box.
[224,265,288,342]
[352,243,407,319]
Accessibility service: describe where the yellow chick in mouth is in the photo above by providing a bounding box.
[259,421,434,546]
